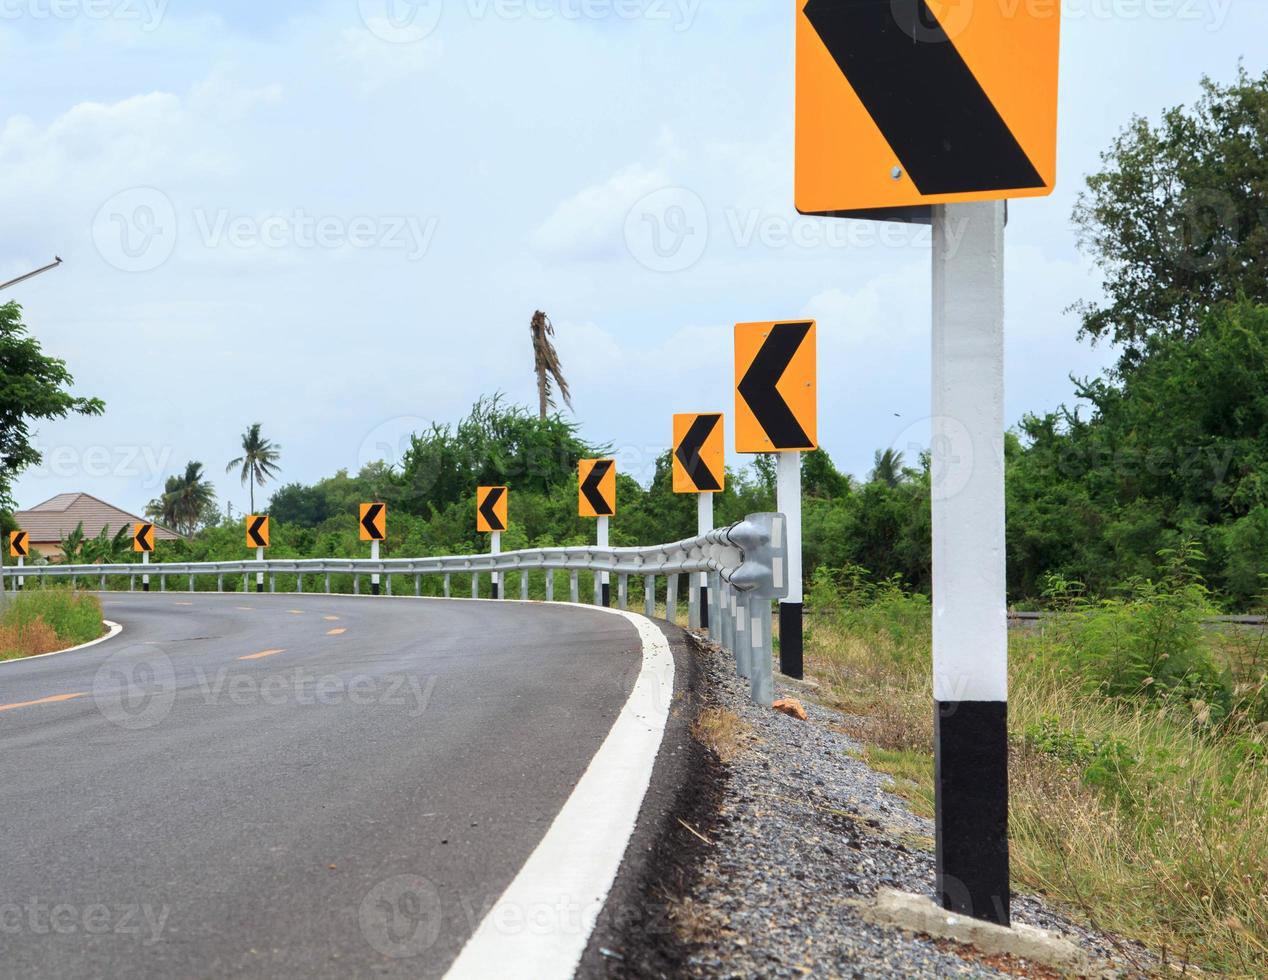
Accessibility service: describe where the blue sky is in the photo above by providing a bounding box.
[2,0,1262,517]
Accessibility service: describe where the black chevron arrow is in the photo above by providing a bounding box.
[581,460,615,516]
[248,515,268,548]
[738,322,814,449]
[675,415,722,492]
[361,503,385,540]
[803,0,1044,196]
[479,488,506,531]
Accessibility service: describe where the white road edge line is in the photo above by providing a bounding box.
[0,620,122,666]
[442,606,675,980]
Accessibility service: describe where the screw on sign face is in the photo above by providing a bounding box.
[359,503,387,542]
[246,515,270,549]
[673,414,726,494]
[133,523,155,553]
[794,0,1060,215]
[578,460,616,518]
[476,488,508,534]
[9,531,29,558]
[734,321,817,452]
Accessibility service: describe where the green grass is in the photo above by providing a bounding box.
[804,563,1268,977]
[0,590,105,660]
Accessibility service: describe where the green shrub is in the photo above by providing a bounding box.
[1,589,104,651]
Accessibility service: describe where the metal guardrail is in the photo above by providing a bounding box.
[2,513,789,705]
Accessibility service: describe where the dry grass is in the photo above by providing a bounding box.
[692,707,752,763]
[0,618,62,660]
[805,612,1268,977]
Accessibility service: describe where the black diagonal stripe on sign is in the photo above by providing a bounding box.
[249,516,268,547]
[676,415,722,492]
[361,503,385,539]
[581,460,615,516]
[13,533,27,556]
[738,322,813,449]
[137,525,153,550]
[479,488,506,531]
[803,0,1044,196]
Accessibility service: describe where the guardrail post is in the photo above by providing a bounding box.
[570,570,579,604]
[472,573,479,600]
[443,573,451,598]
[160,574,166,592]
[354,575,360,595]
[721,583,734,653]
[668,573,679,625]
[269,573,276,594]
[130,575,135,592]
[297,573,304,594]
[644,575,655,618]
[217,574,224,592]
[750,597,773,707]
[545,570,554,602]
[188,574,194,593]
[709,572,722,643]
[618,574,628,610]
[735,594,751,680]
[415,574,421,596]
[100,574,106,590]
[687,575,699,628]
[386,573,393,596]
[520,570,528,601]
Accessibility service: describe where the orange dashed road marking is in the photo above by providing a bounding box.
[238,649,287,661]
[322,616,340,621]
[326,628,347,636]
[288,610,303,615]
[0,692,88,713]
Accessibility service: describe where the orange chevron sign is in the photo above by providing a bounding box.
[795,0,1060,215]
[9,531,29,558]
[476,487,508,533]
[578,459,616,518]
[133,523,155,553]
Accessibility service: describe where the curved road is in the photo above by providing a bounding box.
[0,593,656,978]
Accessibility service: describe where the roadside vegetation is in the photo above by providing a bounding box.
[805,555,1268,976]
[0,590,104,661]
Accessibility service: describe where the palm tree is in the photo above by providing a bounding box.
[155,461,217,536]
[529,311,572,420]
[870,448,905,488]
[226,423,282,513]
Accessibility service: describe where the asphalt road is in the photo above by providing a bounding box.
[0,593,647,978]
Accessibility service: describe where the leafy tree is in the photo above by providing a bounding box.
[0,302,104,510]
[227,423,281,513]
[1072,68,1268,374]
[869,448,905,487]
[149,461,217,536]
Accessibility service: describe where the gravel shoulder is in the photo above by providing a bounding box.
[584,627,1156,979]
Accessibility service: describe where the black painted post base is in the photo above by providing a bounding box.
[491,581,499,600]
[778,601,804,679]
[142,582,150,593]
[256,582,263,594]
[699,585,709,630]
[601,582,611,608]
[371,582,381,596]
[934,700,1010,926]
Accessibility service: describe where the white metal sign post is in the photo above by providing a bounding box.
[697,492,712,627]
[776,451,804,677]
[931,200,1010,925]
[596,516,610,607]
[142,550,150,592]
[490,531,501,599]
[370,539,381,596]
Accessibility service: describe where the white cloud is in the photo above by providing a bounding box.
[531,162,669,260]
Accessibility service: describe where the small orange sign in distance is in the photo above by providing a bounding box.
[673,414,725,494]
[9,530,29,559]
[734,321,817,452]
[795,0,1060,215]
[133,523,155,553]
[578,459,617,518]
[476,487,508,533]
[246,515,270,549]
[359,503,387,542]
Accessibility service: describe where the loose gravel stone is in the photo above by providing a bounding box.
[678,637,1154,978]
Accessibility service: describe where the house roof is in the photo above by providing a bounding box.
[15,493,183,543]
